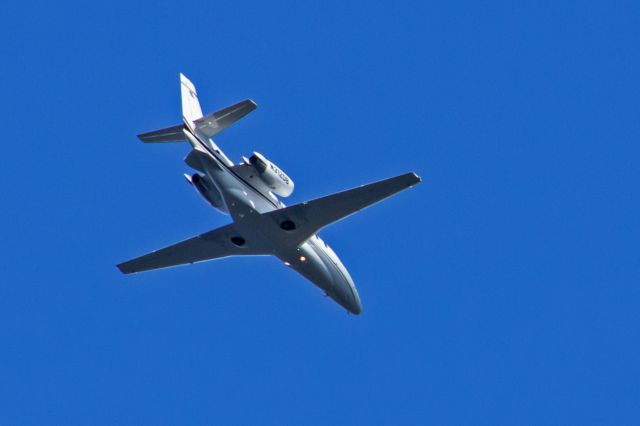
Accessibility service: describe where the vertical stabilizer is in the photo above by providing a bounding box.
[180,73,204,130]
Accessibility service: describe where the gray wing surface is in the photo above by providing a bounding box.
[194,99,257,138]
[260,172,421,246]
[117,223,265,274]
[137,124,186,143]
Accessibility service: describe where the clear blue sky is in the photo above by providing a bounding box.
[1,1,639,424]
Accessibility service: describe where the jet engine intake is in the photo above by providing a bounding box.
[190,173,228,213]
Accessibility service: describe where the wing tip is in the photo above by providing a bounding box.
[406,172,422,186]
[246,99,258,109]
[116,262,135,275]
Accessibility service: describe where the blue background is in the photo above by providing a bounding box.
[2,1,639,424]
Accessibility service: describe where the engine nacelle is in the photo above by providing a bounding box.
[249,152,294,197]
[190,173,228,213]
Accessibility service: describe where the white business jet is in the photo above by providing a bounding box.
[118,74,421,314]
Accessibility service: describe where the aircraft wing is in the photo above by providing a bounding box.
[261,172,421,246]
[117,223,266,274]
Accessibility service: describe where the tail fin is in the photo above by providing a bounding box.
[137,73,257,143]
[137,73,202,143]
[180,73,204,129]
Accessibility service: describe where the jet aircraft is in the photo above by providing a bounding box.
[117,74,421,314]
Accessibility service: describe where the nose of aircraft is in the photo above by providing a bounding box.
[331,277,362,315]
[284,241,363,314]
[348,292,362,315]
[321,251,362,315]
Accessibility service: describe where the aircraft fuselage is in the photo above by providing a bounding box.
[184,128,362,314]
[118,73,421,315]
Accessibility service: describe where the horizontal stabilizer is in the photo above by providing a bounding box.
[260,172,421,247]
[117,223,268,274]
[138,124,186,143]
[194,99,257,138]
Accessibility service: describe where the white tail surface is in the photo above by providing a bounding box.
[180,73,204,130]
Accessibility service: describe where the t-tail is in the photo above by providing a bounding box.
[137,73,257,143]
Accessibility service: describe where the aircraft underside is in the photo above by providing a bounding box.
[117,74,421,314]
